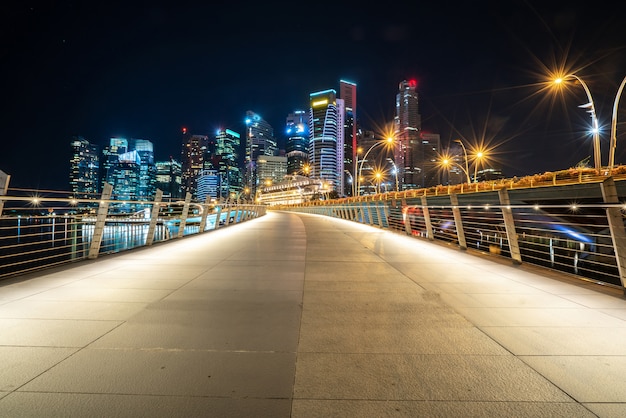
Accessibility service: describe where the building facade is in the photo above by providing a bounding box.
[244,111,277,196]
[69,136,100,199]
[180,130,209,200]
[340,80,357,196]
[308,89,340,194]
[394,79,422,190]
[285,111,308,175]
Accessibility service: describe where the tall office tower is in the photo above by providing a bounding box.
[196,169,220,203]
[394,79,422,190]
[101,137,128,191]
[214,128,242,199]
[309,89,340,194]
[108,148,141,212]
[131,139,157,201]
[418,132,441,187]
[69,136,100,199]
[155,158,182,198]
[340,80,357,196]
[244,111,276,196]
[180,129,209,200]
[285,111,308,175]
[257,155,288,187]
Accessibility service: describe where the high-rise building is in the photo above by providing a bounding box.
[155,158,182,198]
[418,132,441,187]
[101,137,128,191]
[213,128,242,199]
[244,111,276,196]
[69,136,100,199]
[197,169,220,203]
[256,155,288,188]
[180,129,209,200]
[394,79,422,189]
[131,139,157,202]
[340,80,357,196]
[285,111,308,175]
[308,89,340,194]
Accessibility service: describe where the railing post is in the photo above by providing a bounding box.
[402,200,412,236]
[146,189,163,246]
[498,188,522,264]
[177,192,192,238]
[88,182,112,259]
[214,205,223,229]
[601,177,626,293]
[450,193,467,250]
[233,205,240,224]
[375,204,384,228]
[0,169,10,216]
[420,196,434,241]
[367,202,374,226]
[199,197,211,232]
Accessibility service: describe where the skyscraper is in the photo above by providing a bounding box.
[244,111,276,196]
[285,111,308,175]
[155,158,182,198]
[394,79,422,189]
[131,139,157,201]
[69,136,99,199]
[180,129,209,200]
[214,128,242,199]
[309,89,340,194]
[340,80,357,196]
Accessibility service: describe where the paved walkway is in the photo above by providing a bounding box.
[1,211,626,417]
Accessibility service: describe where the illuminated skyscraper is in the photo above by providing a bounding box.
[131,139,157,201]
[394,79,422,189]
[180,129,209,200]
[69,136,99,198]
[244,111,276,196]
[214,128,242,199]
[285,111,308,175]
[340,80,357,196]
[308,89,341,194]
[155,158,182,198]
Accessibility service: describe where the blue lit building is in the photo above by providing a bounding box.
[285,111,308,175]
[214,128,242,199]
[308,89,341,194]
[69,136,100,199]
[244,111,276,196]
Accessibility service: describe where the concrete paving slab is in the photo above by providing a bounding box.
[0,318,122,346]
[0,300,148,320]
[0,346,78,391]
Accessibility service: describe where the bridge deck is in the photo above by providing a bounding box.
[1,211,625,417]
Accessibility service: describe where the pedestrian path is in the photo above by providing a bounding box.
[0,211,625,417]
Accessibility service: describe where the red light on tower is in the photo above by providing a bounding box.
[409,79,417,88]
[182,127,187,134]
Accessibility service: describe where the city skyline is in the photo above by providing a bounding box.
[2,1,626,190]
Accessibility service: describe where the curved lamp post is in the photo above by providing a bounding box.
[441,158,471,184]
[608,75,626,171]
[554,75,601,171]
[356,137,394,196]
[453,139,472,183]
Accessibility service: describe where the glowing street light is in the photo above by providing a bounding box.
[474,151,484,183]
[356,136,394,196]
[453,139,472,183]
[441,157,471,184]
[554,74,601,171]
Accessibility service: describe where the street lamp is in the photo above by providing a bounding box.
[453,139,471,183]
[609,75,626,171]
[356,137,394,196]
[554,74,601,171]
[441,157,471,184]
[473,151,484,183]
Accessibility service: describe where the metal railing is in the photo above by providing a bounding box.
[277,174,626,294]
[0,183,266,279]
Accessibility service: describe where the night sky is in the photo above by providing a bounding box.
[2,1,626,190]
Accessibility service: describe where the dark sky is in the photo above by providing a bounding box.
[2,1,626,190]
